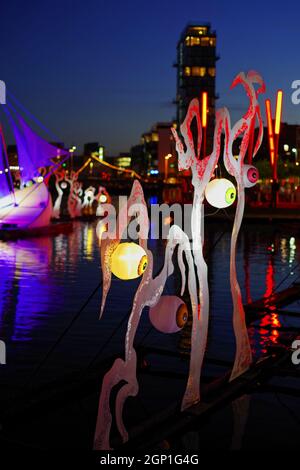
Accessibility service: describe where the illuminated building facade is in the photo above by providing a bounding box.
[174,23,218,153]
[112,153,132,168]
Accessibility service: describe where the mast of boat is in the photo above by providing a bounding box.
[0,124,17,206]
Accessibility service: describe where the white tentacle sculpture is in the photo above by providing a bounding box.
[66,171,81,219]
[52,169,65,219]
[171,101,224,409]
[223,71,265,380]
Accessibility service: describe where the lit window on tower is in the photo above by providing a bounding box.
[185,36,200,46]
[201,37,210,46]
[208,68,216,77]
[184,66,191,76]
[190,36,200,46]
[191,26,207,35]
[192,67,206,77]
[117,157,131,168]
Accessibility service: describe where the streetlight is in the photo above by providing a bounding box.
[164,153,172,182]
[99,146,104,161]
[292,148,298,163]
[69,145,76,172]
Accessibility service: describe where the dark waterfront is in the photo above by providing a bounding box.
[0,213,299,449]
[1,0,300,457]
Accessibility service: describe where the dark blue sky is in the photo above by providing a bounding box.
[1,0,299,154]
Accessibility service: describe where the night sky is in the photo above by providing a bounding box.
[1,0,299,155]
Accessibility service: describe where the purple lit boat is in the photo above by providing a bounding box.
[0,182,52,230]
[0,104,69,235]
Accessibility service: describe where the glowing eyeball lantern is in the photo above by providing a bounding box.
[205,178,236,209]
[149,296,188,334]
[99,194,107,203]
[243,165,259,188]
[110,242,148,280]
[34,176,44,183]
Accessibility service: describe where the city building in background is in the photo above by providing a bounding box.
[131,122,176,178]
[83,142,104,160]
[174,23,218,154]
[113,152,132,168]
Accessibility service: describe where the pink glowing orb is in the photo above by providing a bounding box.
[243,165,259,188]
[149,295,188,334]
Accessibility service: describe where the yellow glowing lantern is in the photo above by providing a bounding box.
[110,242,148,280]
[149,296,188,333]
[99,194,107,203]
[35,176,44,183]
[205,178,236,209]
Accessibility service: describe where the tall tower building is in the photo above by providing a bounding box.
[175,23,218,153]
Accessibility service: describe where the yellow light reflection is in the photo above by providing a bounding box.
[83,225,94,260]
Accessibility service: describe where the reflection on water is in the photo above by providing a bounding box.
[280,237,297,266]
[0,237,54,342]
[83,224,95,261]
[0,220,299,386]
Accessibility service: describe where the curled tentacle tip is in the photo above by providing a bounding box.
[247,69,263,81]
[247,70,266,92]
[230,72,245,89]
[257,82,266,95]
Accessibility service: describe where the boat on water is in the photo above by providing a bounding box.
[0,101,70,236]
[0,182,52,230]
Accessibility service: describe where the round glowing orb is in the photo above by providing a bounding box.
[110,242,148,280]
[149,296,188,334]
[61,181,68,189]
[99,194,107,203]
[35,176,44,183]
[243,165,259,188]
[205,178,236,208]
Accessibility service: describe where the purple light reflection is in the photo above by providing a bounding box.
[0,237,55,341]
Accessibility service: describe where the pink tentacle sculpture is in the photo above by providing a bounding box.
[223,71,265,381]
[73,181,83,217]
[94,71,265,449]
[94,181,198,449]
[171,101,224,409]
[66,171,80,219]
